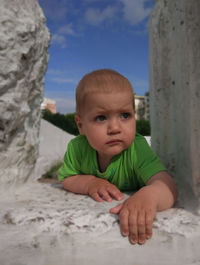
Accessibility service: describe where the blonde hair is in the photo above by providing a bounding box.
[76,69,135,114]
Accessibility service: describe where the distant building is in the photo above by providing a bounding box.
[144,92,150,120]
[41,98,56,114]
[134,94,149,120]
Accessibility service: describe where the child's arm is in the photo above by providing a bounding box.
[61,175,124,202]
[110,171,178,245]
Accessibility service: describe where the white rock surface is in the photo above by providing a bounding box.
[149,0,200,209]
[0,120,200,265]
[34,119,74,179]
[0,0,50,185]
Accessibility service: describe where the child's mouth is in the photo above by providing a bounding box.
[106,139,122,145]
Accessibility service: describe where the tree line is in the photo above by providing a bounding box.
[42,109,150,136]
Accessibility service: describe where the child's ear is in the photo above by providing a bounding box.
[75,114,84,135]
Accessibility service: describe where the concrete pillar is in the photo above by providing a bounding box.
[149,0,200,210]
[0,0,50,186]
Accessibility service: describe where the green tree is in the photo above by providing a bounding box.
[42,110,79,136]
[65,113,79,135]
[136,119,151,136]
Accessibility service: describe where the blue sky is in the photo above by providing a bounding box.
[38,0,155,113]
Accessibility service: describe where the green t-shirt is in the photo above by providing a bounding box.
[58,133,166,191]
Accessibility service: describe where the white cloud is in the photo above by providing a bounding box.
[83,0,104,2]
[51,77,77,84]
[44,90,76,114]
[50,23,79,48]
[84,0,153,27]
[85,6,118,26]
[46,68,79,85]
[51,34,67,48]
[55,97,76,114]
[58,23,76,36]
[119,0,153,25]
[47,69,65,75]
[49,97,76,114]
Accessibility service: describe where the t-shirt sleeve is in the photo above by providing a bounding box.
[58,140,81,181]
[133,136,166,187]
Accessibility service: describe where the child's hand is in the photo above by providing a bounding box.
[87,178,124,202]
[109,186,157,245]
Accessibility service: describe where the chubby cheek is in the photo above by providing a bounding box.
[87,136,103,151]
[127,123,136,143]
[125,132,135,147]
[85,127,104,148]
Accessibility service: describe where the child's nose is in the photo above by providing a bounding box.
[107,118,120,134]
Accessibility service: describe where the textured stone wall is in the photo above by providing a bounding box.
[149,0,200,209]
[0,0,50,185]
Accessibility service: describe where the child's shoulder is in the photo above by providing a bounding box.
[68,135,91,150]
[128,133,151,158]
[133,133,149,146]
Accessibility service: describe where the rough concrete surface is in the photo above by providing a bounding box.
[0,0,50,185]
[149,0,200,209]
[0,120,200,265]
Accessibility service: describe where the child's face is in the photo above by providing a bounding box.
[76,91,136,163]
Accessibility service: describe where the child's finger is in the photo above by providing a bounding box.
[107,186,124,201]
[89,191,103,202]
[145,212,154,239]
[109,203,123,214]
[128,212,138,244]
[119,208,129,236]
[98,189,112,202]
[137,210,146,244]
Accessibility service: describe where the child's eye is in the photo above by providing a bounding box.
[121,113,130,119]
[95,115,106,122]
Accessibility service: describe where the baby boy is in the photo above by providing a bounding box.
[58,69,178,245]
